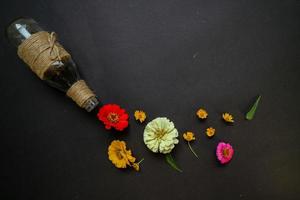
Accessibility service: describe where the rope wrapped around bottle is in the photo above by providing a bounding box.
[17,31,96,108]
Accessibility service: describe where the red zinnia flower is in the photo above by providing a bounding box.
[97,104,129,131]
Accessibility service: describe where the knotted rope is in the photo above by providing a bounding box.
[17,31,70,79]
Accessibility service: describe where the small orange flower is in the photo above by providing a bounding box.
[183,132,198,158]
[183,132,196,142]
[196,108,208,119]
[132,163,140,171]
[134,110,146,123]
[222,113,234,123]
[132,158,144,171]
[206,127,215,138]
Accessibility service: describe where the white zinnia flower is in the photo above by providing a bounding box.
[143,117,179,154]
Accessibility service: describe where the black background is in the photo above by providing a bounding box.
[1,0,300,199]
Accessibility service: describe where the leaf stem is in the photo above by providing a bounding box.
[137,158,144,164]
[188,142,198,158]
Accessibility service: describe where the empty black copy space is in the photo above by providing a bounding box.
[0,0,299,200]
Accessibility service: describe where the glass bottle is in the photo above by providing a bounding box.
[6,17,99,112]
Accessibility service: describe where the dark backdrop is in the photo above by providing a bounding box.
[1,0,299,199]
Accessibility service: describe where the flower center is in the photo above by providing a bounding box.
[116,150,123,159]
[223,148,230,157]
[107,112,119,123]
[156,129,166,139]
[137,114,143,118]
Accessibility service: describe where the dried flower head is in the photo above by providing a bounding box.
[196,108,208,119]
[108,140,136,168]
[132,163,140,171]
[206,127,215,138]
[132,158,144,171]
[134,110,146,123]
[183,132,198,158]
[222,113,234,123]
[183,132,196,142]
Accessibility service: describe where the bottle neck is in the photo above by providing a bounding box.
[66,80,99,112]
[82,96,99,112]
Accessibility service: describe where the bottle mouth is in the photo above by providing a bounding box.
[5,16,29,39]
[6,17,43,48]
[83,96,99,112]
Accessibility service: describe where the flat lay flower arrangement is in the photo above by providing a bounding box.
[97,95,261,172]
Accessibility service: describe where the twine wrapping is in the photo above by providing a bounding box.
[17,31,70,80]
[66,80,96,108]
[17,31,97,110]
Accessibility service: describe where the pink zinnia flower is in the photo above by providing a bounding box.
[216,142,234,164]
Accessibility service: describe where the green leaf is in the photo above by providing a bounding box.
[246,95,261,120]
[165,154,182,172]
